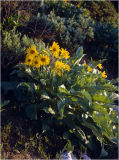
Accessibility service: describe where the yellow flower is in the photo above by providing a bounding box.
[25,54,34,66]
[26,46,38,56]
[60,48,70,59]
[39,54,50,66]
[77,4,80,8]
[83,61,87,67]
[57,69,62,76]
[55,60,65,70]
[87,67,93,72]
[50,42,60,58]
[98,64,102,69]
[101,71,107,78]
[63,64,71,71]
[32,56,41,68]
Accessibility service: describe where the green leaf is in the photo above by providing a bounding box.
[57,98,68,119]
[77,97,91,112]
[93,103,108,115]
[109,78,119,85]
[58,85,69,94]
[81,116,103,140]
[110,93,119,101]
[57,100,65,119]
[40,92,51,100]
[103,83,118,91]
[81,90,92,106]
[76,46,83,57]
[93,95,110,103]
[74,54,86,66]
[40,79,46,86]
[75,129,87,143]
[92,112,114,138]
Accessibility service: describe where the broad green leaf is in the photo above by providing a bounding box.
[77,97,91,112]
[81,116,103,140]
[58,85,69,94]
[93,94,110,103]
[76,46,83,57]
[74,54,86,66]
[81,90,92,106]
[103,83,118,91]
[92,112,113,138]
[110,93,119,101]
[109,78,119,85]
[75,129,87,143]
[40,79,46,86]
[40,92,51,100]
[93,103,107,115]
[57,99,67,119]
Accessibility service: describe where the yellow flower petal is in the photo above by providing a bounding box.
[26,46,38,56]
[32,56,41,68]
[57,69,62,76]
[50,41,60,58]
[102,71,107,78]
[25,54,35,66]
[87,67,93,72]
[38,54,50,66]
[63,64,71,71]
[98,64,102,69]
[61,48,70,59]
[55,60,65,70]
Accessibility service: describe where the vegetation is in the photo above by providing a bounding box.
[1,0,118,159]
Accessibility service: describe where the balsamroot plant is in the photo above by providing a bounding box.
[2,42,118,152]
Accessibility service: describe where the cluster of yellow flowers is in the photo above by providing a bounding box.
[49,42,70,59]
[83,61,107,78]
[25,42,71,76]
[25,42,107,78]
[25,46,50,68]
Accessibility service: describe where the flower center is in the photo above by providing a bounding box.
[30,50,35,54]
[34,60,38,64]
[28,59,31,62]
[53,48,56,52]
[41,58,46,62]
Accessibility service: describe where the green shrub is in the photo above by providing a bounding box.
[70,1,118,26]
[2,43,118,156]
[1,29,46,80]
[22,7,94,53]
